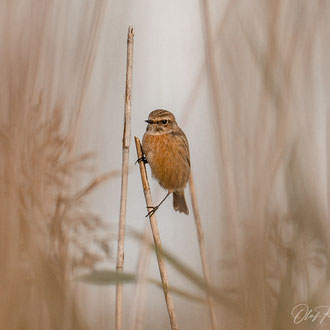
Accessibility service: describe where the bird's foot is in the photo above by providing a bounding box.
[135,155,148,164]
[145,205,159,217]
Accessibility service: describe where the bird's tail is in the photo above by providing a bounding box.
[173,190,189,215]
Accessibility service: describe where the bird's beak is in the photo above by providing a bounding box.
[145,120,153,124]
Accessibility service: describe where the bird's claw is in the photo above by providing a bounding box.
[145,206,158,217]
[135,155,148,164]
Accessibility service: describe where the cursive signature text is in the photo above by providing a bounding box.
[291,303,330,325]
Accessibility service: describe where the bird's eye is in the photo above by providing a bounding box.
[161,120,168,125]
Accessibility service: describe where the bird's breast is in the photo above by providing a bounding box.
[142,132,190,191]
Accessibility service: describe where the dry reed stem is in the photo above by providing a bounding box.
[115,26,135,330]
[130,190,166,330]
[68,0,107,147]
[200,0,245,321]
[181,0,236,127]
[134,136,180,330]
[129,224,151,330]
[189,173,218,330]
[0,3,110,325]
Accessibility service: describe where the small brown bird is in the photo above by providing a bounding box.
[142,109,190,215]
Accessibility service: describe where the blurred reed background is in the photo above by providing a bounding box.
[0,1,110,329]
[0,0,328,329]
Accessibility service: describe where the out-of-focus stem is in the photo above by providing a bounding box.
[189,173,218,330]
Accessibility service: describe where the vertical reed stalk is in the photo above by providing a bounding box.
[129,225,151,330]
[134,137,180,330]
[115,26,135,330]
[200,0,246,324]
[69,0,107,146]
[189,173,218,330]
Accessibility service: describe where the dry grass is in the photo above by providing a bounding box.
[0,1,110,329]
[0,105,112,329]
[199,1,329,329]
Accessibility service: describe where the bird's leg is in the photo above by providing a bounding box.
[135,155,148,164]
[146,192,171,217]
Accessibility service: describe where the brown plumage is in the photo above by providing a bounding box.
[142,109,190,215]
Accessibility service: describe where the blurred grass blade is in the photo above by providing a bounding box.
[77,270,207,303]
[77,270,136,285]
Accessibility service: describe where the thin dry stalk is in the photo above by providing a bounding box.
[200,0,244,320]
[129,225,152,330]
[134,137,180,330]
[115,26,135,330]
[68,0,107,146]
[181,0,235,127]
[0,2,112,328]
[130,192,163,330]
[189,173,218,330]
